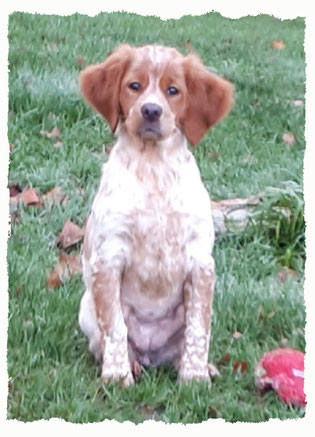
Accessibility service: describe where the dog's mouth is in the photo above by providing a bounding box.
[137,122,162,140]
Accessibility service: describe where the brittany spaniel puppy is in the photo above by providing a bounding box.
[78,44,233,387]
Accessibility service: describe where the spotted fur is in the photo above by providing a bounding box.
[78,44,233,386]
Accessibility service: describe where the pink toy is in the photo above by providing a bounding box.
[255,348,306,407]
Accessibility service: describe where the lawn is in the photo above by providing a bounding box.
[7,12,305,423]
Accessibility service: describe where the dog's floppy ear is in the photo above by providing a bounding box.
[79,44,133,132]
[182,54,234,146]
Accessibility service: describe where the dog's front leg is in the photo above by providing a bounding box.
[179,259,215,383]
[92,269,134,387]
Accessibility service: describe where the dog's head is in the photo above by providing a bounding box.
[80,44,234,146]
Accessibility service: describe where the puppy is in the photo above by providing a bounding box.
[78,44,233,387]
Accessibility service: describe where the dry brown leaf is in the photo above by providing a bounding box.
[47,269,63,289]
[10,144,14,152]
[43,187,67,206]
[9,184,22,198]
[282,132,295,147]
[40,127,61,139]
[57,219,84,249]
[19,188,43,207]
[232,331,242,340]
[47,252,82,289]
[53,141,63,148]
[271,40,286,50]
[233,361,248,374]
[277,268,299,283]
[218,353,231,366]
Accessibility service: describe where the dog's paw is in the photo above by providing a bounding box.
[178,365,211,385]
[101,368,135,388]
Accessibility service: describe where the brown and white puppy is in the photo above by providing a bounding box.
[78,44,233,387]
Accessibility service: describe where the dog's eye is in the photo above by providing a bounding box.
[129,82,141,91]
[167,86,179,96]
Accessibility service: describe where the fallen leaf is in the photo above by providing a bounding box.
[271,40,286,50]
[19,188,43,207]
[57,219,84,249]
[277,268,299,283]
[233,361,248,374]
[43,187,67,206]
[218,353,231,366]
[282,132,295,147]
[9,184,22,198]
[53,140,63,148]
[232,331,242,340]
[47,252,82,289]
[10,144,14,152]
[47,269,63,289]
[40,126,61,139]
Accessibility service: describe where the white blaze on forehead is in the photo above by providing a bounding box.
[139,46,172,106]
[148,46,165,65]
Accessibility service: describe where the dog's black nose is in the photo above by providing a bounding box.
[141,103,162,122]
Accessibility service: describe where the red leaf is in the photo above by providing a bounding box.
[57,219,84,249]
[19,188,43,207]
[218,353,231,366]
[233,361,248,373]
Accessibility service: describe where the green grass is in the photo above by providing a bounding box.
[7,12,305,423]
